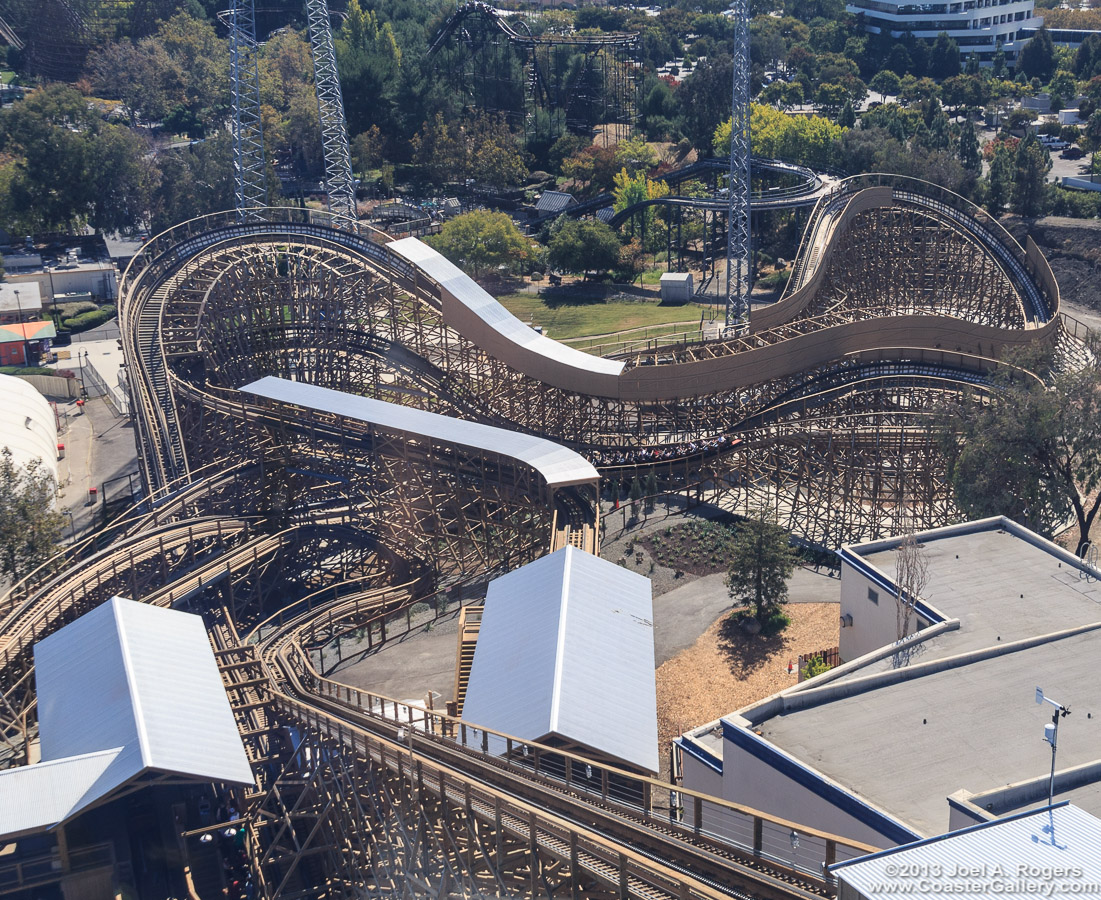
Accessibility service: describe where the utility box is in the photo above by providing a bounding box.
[659,272,693,304]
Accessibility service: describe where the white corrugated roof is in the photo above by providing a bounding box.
[241,377,599,489]
[0,373,58,487]
[387,237,624,379]
[834,804,1101,900]
[0,750,124,840]
[0,598,253,839]
[461,547,659,772]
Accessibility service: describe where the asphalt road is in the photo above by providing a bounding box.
[69,317,121,343]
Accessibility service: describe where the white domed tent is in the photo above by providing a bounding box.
[0,373,59,487]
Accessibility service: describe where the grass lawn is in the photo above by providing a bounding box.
[0,71,16,84]
[496,289,710,342]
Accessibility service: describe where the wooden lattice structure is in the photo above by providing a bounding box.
[0,176,1082,899]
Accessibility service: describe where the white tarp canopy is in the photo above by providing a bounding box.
[0,373,58,487]
[461,546,659,773]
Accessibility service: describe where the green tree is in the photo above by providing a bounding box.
[1012,131,1052,217]
[1048,70,1079,113]
[429,211,530,279]
[725,507,798,626]
[466,115,528,188]
[715,103,844,169]
[986,142,1015,215]
[939,345,1101,550]
[959,119,981,173]
[547,219,621,275]
[0,449,64,586]
[928,32,962,79]
[678,53,735,154]
[149,131,235,234]
[838,98,856,128]
[1018,26,1056,83]
[351,126,383,175]
[870,69,902,102]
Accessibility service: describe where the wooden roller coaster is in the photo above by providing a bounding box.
[0,175,1086,899]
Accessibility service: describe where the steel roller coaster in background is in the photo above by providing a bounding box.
[0,163,1087,897]
[428,1,639,141]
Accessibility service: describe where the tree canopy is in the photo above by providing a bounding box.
[715,104,844,169]
[0,449,64,587]
[428,210,531,279]
[939,345,1101,551]
[547,219,621,275]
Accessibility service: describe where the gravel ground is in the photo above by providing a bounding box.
[654,602,840,778]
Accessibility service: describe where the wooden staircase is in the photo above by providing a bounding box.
[451,605,482,717]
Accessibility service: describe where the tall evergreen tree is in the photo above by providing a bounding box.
[1012,132,1052,217]
[1018,27,1056,83]
[959,120,981,173]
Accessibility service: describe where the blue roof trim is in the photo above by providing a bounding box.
[837,547,944,624]
[674,736,722,774]
[721,719,920,846]
[830,802,1073,872]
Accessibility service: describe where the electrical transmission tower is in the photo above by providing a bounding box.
[230,0,269,216]
[724,0,752,332]
[306,0,358,220]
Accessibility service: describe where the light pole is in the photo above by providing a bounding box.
[77,349,88,399]
[1036,687,1071,807]
[13,288,29,365]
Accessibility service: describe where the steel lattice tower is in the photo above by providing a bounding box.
[306,0,358,220]
[230,0,269,216]
[724,0,752,332]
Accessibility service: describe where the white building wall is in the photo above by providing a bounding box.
[839,564,900,662]
[7,264,118,303]
[846,0,1040,60]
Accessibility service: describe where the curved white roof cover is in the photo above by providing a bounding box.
[0,597,253,840]
[461,546,659,773]
[387,237,625,379]
[0,373,58,487]
[242,377,599,489]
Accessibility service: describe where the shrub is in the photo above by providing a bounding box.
[63,305,116,333]
[802,655,833,679]
[760,610,791,636]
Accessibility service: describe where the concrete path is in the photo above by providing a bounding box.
[55,393,139,541]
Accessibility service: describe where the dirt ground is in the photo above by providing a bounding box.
[598,499,840,779]
[654,602,839,776]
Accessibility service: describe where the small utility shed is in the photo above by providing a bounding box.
[460,546,658,774]
[832,803,1101,900]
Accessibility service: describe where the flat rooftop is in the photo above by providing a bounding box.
[841,524,1101,674]
[727,519,1101,837]
[756,628,1101,836]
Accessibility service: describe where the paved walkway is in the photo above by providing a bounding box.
[55,393,140,541]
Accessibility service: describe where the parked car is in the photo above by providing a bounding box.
[1061,146,1085,160]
